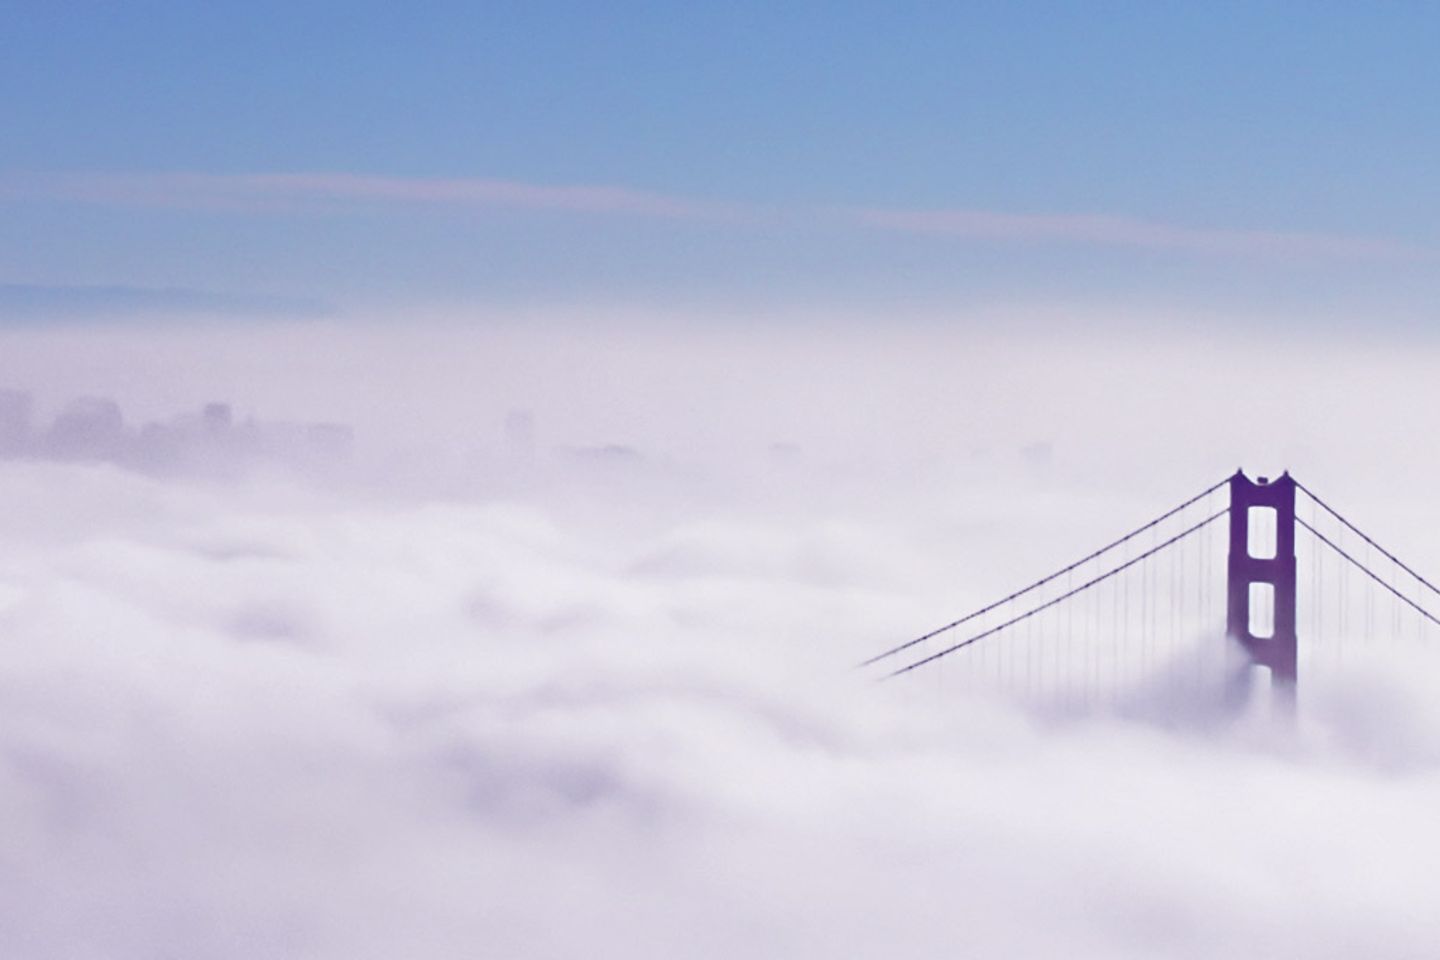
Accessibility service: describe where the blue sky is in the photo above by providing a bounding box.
[2,1,1437,320]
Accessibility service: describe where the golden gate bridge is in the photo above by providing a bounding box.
[862,471,1440,713]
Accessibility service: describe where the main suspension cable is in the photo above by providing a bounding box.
[1296,516,1440,629]
[1294,479,1440,599]
[860,475,1230,668]
[886,509,1228,678]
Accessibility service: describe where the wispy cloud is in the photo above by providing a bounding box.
[0,283,331,321]
[4,171,751,221]
[845,206,1439,263]
[6,171,1435,264]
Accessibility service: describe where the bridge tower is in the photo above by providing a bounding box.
[1227,470,1298,710]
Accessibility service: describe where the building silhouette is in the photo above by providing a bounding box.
[0,389,32,457]
[46,397,125,461]
[0,390,354,479]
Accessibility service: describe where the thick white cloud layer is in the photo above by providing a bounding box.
[2,315,1440,958]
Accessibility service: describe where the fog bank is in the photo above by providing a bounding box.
[1,310,1439,958]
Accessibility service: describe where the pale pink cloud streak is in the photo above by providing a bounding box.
[6,171,749,221]
[846,206,1438,262]
[6,171,1434,263]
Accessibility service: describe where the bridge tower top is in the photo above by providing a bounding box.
[1227,470,1298,709]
